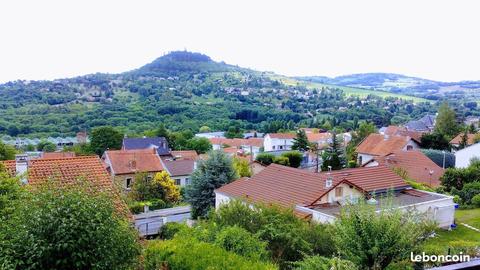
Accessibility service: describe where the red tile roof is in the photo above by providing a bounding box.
[209,138,264,148]
[170,150,199,160]
[216,164,409,208]
[40,152,76,159]
[306,132,332,142]
[450,133,477,146]
[356,134,414,156]
[383,125,423,143]
[266,133,296,139]
[162,159,195,176]
[366,150,444,187]
[104,149,163,175]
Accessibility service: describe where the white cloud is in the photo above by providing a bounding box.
[0,0,479,82]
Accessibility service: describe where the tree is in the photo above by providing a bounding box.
[273,156,290,166]
[420,132,451,151]
[186,137,212,154]
[90,126,123,155]
[152,171,180,203]
[292,130,310,152]
[294,256,357,270]
[0,182,141,270]
[459,128,469,149]
[199,125,211,133]
[185,150,237,218]
[469,123,477,133]
[255,153,275,165]
[356,122,376,142]
[0,141,16,160]
[233,157,252,177]
[434,102,459,138]
[0,164,23,217]
[321,132,345,171]
[214,226,269,261]
[225,126,243,139]
[332,197,435,269]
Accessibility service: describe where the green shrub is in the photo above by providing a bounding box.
[256,153,275,165]
[214,226,269,261]
[273,156,290,166]
[150,199,167,210]
[128,201,145,214]
[458,182,480,205]
[471,194,480,208]
[421,149,455,168]
[280,151,303,168]
[144,238,277,270]
[294,256,357,270]
[159,222,189,240]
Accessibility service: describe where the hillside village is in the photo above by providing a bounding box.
[1,97,480,269]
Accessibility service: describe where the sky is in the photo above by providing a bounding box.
[0,0,479,83]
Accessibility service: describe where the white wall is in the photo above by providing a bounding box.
[264,135,294,152]
[171,175,191,187]
[455,143,480,168]
[358,153,375,166]
[214,192,232,209]
[402,140,420,151]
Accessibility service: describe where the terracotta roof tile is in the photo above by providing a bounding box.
[209,138,264,148]
[450,133,477,146]
[266,133,296,139]
[356,134,413,156]
[216,164,409,208]
[367,150,444,187]
[170,150,199,160]
[104,149,163,175]
[41,152,76,159]
[162,159,195,176]
[306,132,332,142]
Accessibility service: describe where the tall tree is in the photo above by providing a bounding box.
[292,130,310,152]
[434,102,458,138]
[233,157,252,177]
[0,141,16,161]
[185,150,238,218]
[90,126,123,156]
[459,128,469,149]
[321,132,345,171]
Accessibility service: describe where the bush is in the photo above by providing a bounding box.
[280,151,303,168]
[256,153,275,165]
[128,201,145,214]
[421,149,455,168]
[159,222,189,240]
[150,199,167,210]
[144,238,277,270]
[214,226,269,261]
[471,194,480,207]
[294,256,357,270]
[273,156,290,166]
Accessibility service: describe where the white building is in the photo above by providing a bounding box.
[263,133,296,152]
[455,143,480,168]
[356,134,420,166]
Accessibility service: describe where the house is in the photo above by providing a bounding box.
[405,114,436,132]
[464,116,480,129]
[307,132,332,149]
[122,137,170,155]
[160,150,199,186]
[209,138,264,158]
[455,143,480,168]
[215,164,455,228]
[102,149,164,191]
[381,125,424,142]
[194,131,225,139]
[76,131,88,144]
[363,150,444,187]
[263,133,296,152]
[356,134,420,166]
[449,133,477,149]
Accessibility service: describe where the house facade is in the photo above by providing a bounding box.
[263,133,296,152]
[209,138,264,158]
[215,164,455,228]
[455,143,480,168]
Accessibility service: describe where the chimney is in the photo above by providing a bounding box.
[129,160,137,171]
[15,154,29,184]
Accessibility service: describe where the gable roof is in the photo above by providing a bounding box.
[162,159,195,176]
[122,137,169,155]
[170,150,199,160]
[216,164,409,208]
[450,133,477,146]
[209,138,264,148]
[41,152,76,159]
[383,125,423,143]
[104,149,164,175]
[356,134,414,156]
[365,150,444,187]
[306,132,332,143]
[266,133,296,139]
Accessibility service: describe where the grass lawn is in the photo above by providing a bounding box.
[423,209,480,254]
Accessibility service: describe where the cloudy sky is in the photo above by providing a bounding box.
[0,0,479,83]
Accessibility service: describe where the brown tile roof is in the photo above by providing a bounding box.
[384,126,423,143]
[366,150,444,187]
[170,150,199,160]
[162,159,195,176]
[450,133,477,146]
[104,149,163,175]
[356,134,413,156]
[306,132,332,143]
[216,164,409,208]
[266,133,296,139]
[41,152,76,159]
[209,138,264,148]
[1,160,16,175]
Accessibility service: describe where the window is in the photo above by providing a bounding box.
[279,145,284,150]
[406,145,413,151]
[272,145,276,150]
[335,187,343,197]
[125,178,133,190]
[185,178,191,185]
[358,155,363,165]
[175,178,181,186]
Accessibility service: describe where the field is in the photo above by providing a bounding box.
[273,75,428,103]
